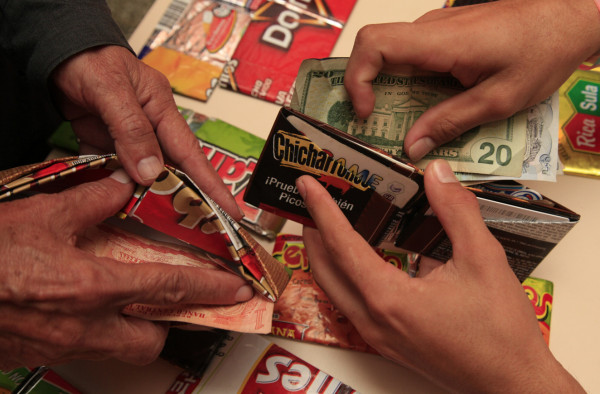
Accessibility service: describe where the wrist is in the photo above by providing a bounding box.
[464,342,585,394]
[507,351,585,393]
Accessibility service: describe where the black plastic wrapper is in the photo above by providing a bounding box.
[447,0,497,6]
[160,328,230,378]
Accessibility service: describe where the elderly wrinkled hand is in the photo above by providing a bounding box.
[51,45,242,220]
[0,170,252,370]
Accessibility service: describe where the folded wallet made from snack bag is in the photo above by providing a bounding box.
[0,154,290,302]
[244,108,580,282]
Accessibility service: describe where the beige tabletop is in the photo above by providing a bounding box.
[54,0,600,392]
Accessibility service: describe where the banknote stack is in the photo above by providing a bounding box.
[79,220,276,334]
[291,58,559,182]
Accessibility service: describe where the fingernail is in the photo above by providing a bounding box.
[433,160,458,183]
[407,137,435,162]
[109,168,132,184]
[235,285,253,302]
[137,156,162,181]
[296,177,306,199]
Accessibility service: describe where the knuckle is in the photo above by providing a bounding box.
[134,349,162,365]
[114,113,153,142]
[356,324,379,347]
[434,117,464,144]
[487,237,506,257]
[46,320,86,351]
[358,307,399,349]
[176,130,203,158]
[25,193,75,237]
[354,24,379,46]
[487,99,516,120]
[141,61,168,85]
[320,235,353,260]
[364,297,392,325]
[78,180,113,201]
[27,204,59,235]
[127,340,163,365]
[67,180,123,216]
[460,187,480,207]
[153,70,172,91]
[419,9,440,20]
[117,324,166,365]
[478,88,520,121]
[444,189,480,218]
[140,65,173,101]
[155,270,190,305]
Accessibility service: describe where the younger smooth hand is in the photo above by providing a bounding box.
[297,160,583,392]
[344,0,600,161]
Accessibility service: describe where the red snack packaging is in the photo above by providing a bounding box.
[0,155,289,303]
[219,0,357,104]
[165,333,357,393]
[270,234,554,350]
[270,234,414,353]
[141,0,252,101]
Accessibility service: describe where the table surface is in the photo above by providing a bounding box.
[54,0,600,392]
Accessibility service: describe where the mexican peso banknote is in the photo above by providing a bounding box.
[77,222,273,334]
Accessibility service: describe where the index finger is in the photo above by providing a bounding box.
[345,22,457,119]
[403,78,520,161]
[152,105,243,221]
[131,61,242,220]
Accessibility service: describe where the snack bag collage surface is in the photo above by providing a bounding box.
[140,0,357,103]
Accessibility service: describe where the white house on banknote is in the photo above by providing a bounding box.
[347,99,428,156]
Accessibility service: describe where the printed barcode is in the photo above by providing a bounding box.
[157,0,192,31]
[480,205,538,222]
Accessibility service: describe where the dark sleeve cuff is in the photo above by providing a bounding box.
[1,0,134,89]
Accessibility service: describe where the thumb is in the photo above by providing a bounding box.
[59,46,166,185]
[97,79,165,186]
[423,160,504,264]
[52,169,136,235]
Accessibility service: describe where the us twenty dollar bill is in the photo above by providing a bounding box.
[291,58,536,178]
[455,94,559,182]
[77,222,273,334]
